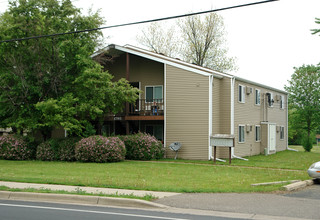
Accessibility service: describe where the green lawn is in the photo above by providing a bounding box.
[159,145,320,170]
[0,148,313,193]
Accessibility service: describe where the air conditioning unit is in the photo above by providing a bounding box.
[246,86,253,95]
[246,124,252,133]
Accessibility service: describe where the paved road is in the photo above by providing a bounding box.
[284,181,320,200]
[155,182,320,220]
[0,200,243,220]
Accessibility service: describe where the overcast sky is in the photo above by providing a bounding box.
[1,0,319,91]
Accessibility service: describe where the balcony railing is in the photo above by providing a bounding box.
[128,99,164,116]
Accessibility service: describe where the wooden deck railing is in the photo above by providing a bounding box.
[128,99,164,116]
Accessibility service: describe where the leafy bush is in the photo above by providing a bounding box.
[121,133,164,160]
[36,139,59,161]
[58,137,81,161]
[302,134,314,152]
[0,135,33,160]
[75,136,126,163]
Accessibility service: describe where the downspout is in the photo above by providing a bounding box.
[164,63,167,156]
[231,77,248,161]
[208,74,213,160]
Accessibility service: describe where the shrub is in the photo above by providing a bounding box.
[36,139,59,161]
[57,137,81,161]
[302,134,313,152]
[75,136,126,163]
[0,135,33,160]
[121,133,164,160]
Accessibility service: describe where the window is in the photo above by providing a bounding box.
[267,92,274,107]
[255,89,261,105]
[255,125,261,142]
[238,125,245,143]
[146,125,163,141]
[238,85,245,103]
[146,86,163,102]
[280,126,284,140]
[280,95,284,109]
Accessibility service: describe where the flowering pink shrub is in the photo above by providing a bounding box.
[36,140,57,161]
[75,136,126,163]
[120,133,164,160]
[58,137,81,161]
[0,135,33,160]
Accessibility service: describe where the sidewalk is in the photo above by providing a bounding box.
[0,181,318,220]
[0,181,179,199]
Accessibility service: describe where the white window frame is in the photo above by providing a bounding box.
[280,95,284,109]
[238,125,245,143]
[267,92,274,107]
[255,125,261,142]
[255,89,261,106]
[145,85,163,103]
[238,85,245,103]
[280,126,284,140]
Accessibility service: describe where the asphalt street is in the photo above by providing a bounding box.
[1,181,319,219]
[0,200,243,220]
[155,182,320,220]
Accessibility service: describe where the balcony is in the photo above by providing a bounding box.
[128,99,164,116]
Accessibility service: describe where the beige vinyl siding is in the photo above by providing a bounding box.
[212,77,220,134]
[219,78,231,134]
[212,77,232,158]
[267,94,287,151]
[234,80,288,157]
[234,81,261,157]
[166,65,209,160]
[105,53,164,95]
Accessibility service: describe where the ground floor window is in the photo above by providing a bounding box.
[280,126,284,140]
[255,125,261,142]
[238,125,245,143]
[146,124,163,141]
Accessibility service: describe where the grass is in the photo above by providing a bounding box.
[0,155,310,193]
[0,145,317,194]
[158,145,320,170]
[0,186,156,201]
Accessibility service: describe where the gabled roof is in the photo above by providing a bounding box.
[92,44,287,94]
[92,44,230,79]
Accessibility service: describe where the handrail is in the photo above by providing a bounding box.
[129,99,164,115]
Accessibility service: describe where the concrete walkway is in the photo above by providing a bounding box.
[0,181,179,199]
[0,180,318,219]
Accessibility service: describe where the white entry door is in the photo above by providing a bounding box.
[268,124,276,152]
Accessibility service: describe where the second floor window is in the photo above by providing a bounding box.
[255,89,261,105]
[146,86,163,102]
[280,95,284,109]
[238,85,245,103]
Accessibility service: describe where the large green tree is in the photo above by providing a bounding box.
[0,0,139,138]
[285,64,320,151]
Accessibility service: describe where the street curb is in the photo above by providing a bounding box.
[0,191,168,209]
[282,179,314,191]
